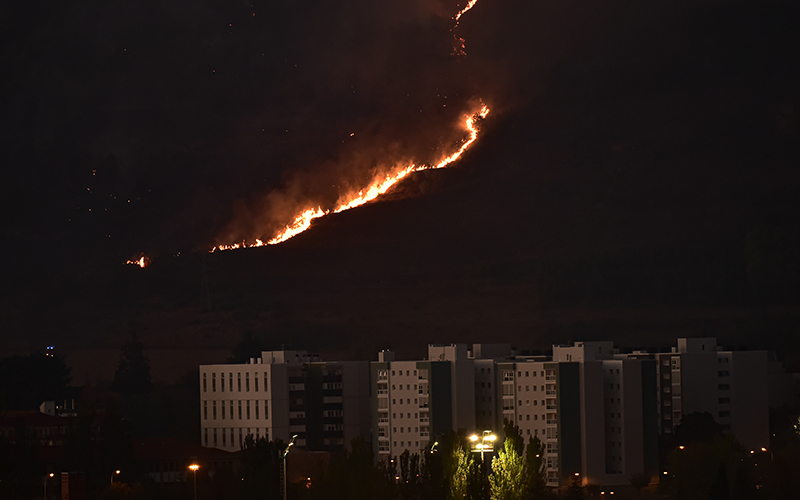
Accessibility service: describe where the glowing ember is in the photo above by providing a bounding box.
[125,255,148,268]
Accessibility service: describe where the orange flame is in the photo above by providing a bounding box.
[211,0,489,252]
[211,103,489,251]
[125,255,148,268]
[454,0,480,22]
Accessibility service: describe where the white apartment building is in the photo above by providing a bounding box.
[371,345,480,458]
[494,358,579,487]
[200,351,370,452]
[654,338,769,451]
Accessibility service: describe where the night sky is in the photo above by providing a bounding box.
[2,0,799,384]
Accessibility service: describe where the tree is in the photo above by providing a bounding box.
[525,436,546,498]
[661,434,753,500]
[112,335,152,396]
[237,435,281,500]
[450,444,474,500]
[420,441,447,500]
[629,472,651,496]
[502,421,524,456]
[489,438,527,500]
[309,436,388,500]
[399,449,421,500]
[674,412,722,446]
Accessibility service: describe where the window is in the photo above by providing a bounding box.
[718,371,729,377]
[230,373,234,391]
[265,400,269,419]
[718,384,730,390]
[719,410,730,418]
[222,402,226,419]
[718,397,730,404]
[246,373,250,391]
[203,373,207,392]
[255,400,260,419]
[239,428,243,447]
[204,401,208,420]
[255,373,259,392]
[247,401,251,419]
[230,401,234,419]
[212,373,216,392]
[238,401,242,419]
[238,373,242,391]
[264,372,268,390]
[204,428,208,446]
[213,401,217,419]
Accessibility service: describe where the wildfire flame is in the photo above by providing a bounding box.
[125,255,148,268]
[211,102,489,251]
[454,0,480,22]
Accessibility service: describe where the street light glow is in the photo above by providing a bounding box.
[189,464,200,471]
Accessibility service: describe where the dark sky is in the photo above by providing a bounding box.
[1,0,799,383]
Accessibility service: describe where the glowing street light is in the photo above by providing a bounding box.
[110,470,120,484]
[469,430,497,465]
[188,464,199,500]
[43,473,54,500]
[283,434,298,500]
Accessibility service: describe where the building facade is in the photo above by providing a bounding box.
[199,351,370,452]
[654,338,769,451]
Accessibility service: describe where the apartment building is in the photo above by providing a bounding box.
[371,349,459,457]
[551,343,659,487]
[494,358,582,487]
[654,338,768,451]
[199,350,370,452]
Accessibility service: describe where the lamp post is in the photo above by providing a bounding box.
[110,470,120,484]
[469,430,497,465]
[43,472,53,500]
[188,464,199,500]
[283,434,298,500]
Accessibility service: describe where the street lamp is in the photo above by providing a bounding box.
[188,464,199,500]
[43,473,54,500]
[469,430,497,464]
[110,470,120,484]
[283,434,298,500]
